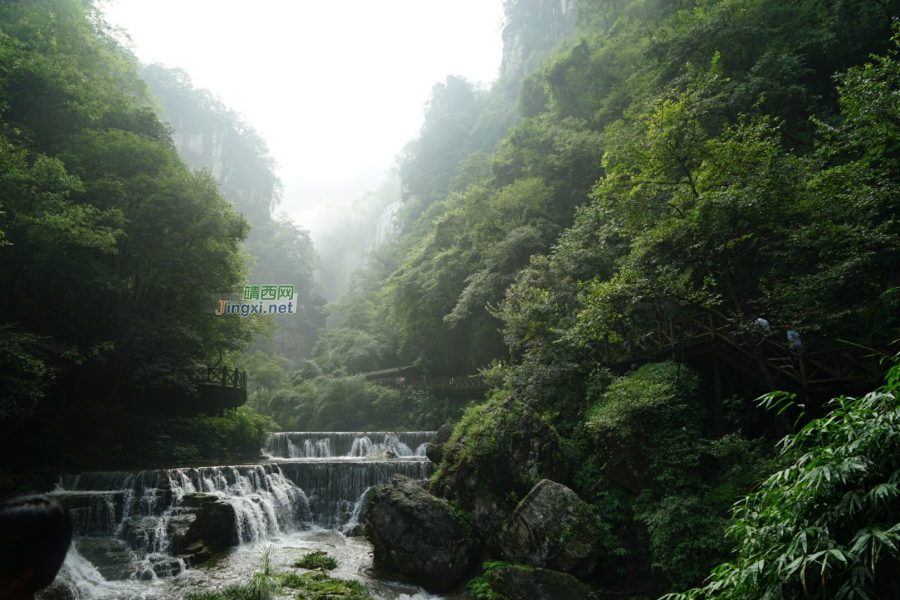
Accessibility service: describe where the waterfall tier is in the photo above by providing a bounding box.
[55,464,310,546]
[279,459,432,528]
[264,431,435,459]
[49,433,437,597]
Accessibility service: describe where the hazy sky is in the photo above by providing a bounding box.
[103,0,506,238]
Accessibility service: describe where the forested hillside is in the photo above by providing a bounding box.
[1,0,899,596]
[0,0,284,473]
[279,0,900,596]
[140,64,325,361]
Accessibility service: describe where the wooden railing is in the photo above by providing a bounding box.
[417,375,487,391]
[369,374,488,393]
[197,366,248,389]
[600,309,894,389]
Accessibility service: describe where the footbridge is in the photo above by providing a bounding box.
[598,309,893,393]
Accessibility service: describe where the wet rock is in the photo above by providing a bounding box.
[431,396,566,536]
[122,516,160,551]
[50,492,125,537]
[498,480,600,577]
[490,566,598,600]
[425,422,454,464]
[148,556,183,578]
[165,509,198,554]
[76,538,142,580]
[367,475,476,591]
[178,542,212,567]
[342,523,366,537]
[38,581,76,600]
[369,449,398,459]
[185,494,238,550]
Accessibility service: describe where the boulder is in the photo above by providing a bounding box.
[178,541,212,567]
[498,480,600,577]
[39,582,76,600]
[183,494,238,550]
[367,475,477,591]
[122,516,160,551]
[489,566,598,600]
[431,396,566,536]
[76,538,141,580]
[425,422,454,464]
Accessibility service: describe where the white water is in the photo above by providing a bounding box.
[46,430,456,600]
[264,431,434,459]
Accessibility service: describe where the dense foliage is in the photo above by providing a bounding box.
[669,361,900,600]
[0,0,261,411]
[316,0,900,594]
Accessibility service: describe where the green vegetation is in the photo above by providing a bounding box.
[182,546,367,600]
[669,361,900,600]
[280,572,373,600]
[467,561,530,600]
[0,0,320,471]
[3,0,900,596]
[294,551,338,571]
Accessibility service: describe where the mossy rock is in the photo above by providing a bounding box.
[490,566,598,600]
[367,475,477,591]
[431,395,567,537]
[498,480,601,577]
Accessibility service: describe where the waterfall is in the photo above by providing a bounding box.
[370,201,402,252]
[264,431,435,459]
[278,459,432,528]
[54,464,311,546]
[49,430,437,598]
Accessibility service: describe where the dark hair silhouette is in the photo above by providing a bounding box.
[0,494,72,594]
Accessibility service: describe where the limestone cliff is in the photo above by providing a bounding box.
[501,0,577,77]
[140,65,279,228]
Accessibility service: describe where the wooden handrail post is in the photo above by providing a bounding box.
[713,357,725,438]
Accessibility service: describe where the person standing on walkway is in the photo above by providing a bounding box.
[784,325,802,351]
[755,315,770,333]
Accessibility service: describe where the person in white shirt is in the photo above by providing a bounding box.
[755,315,770,332]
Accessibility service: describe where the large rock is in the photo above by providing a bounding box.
[431,396,566,536]
[76,538,141,580]
[490,566,599,600]
[181,492,238,550]
[367,475,477,591]
[425,422,454,464]
[498,480,600,577]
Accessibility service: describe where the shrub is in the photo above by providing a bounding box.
[295,551,337,570]
[668,361,900,600]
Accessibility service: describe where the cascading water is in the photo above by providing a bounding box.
[49,430,439,600]
[367,201,403,253]
[264,431,434,459]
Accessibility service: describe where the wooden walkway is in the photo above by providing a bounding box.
[368,373,488,395]
[197,366,248,389]
[600,309,894,392]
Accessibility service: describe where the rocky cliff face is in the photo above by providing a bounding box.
[501,0,577,77]
[140,65,278,228]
